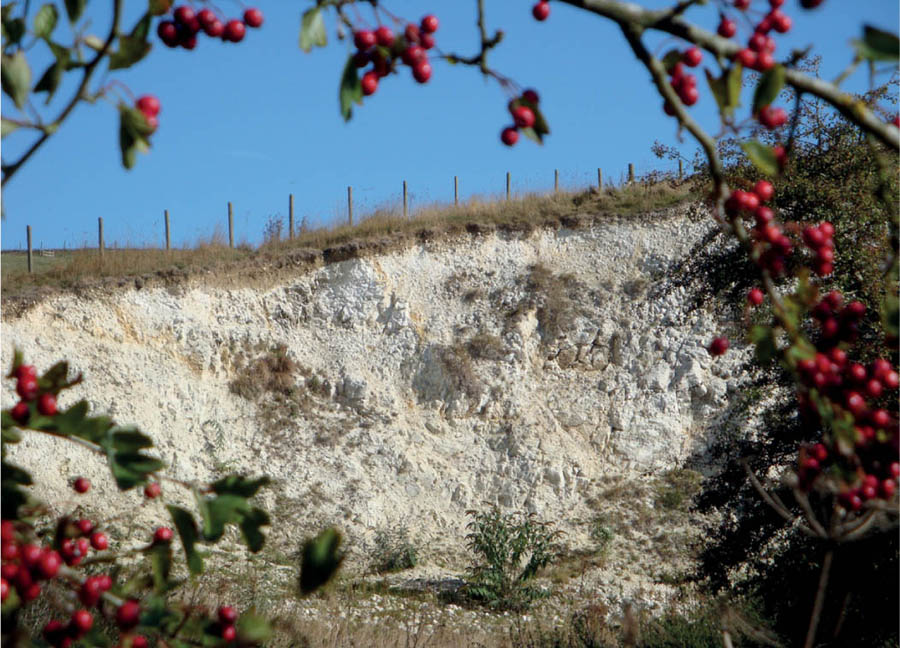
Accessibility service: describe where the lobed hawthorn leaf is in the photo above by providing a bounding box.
[740,140,778,176]
[339,53,362,122]
[63,0,85,23]
[752,64,785,115]
[8,349,25,378]
[168,505,204,574]
[705,64,742,119]
[238,506,269,552]
[852,25,899,62]
[748,324,777,366]
[53,399,89,437]
[211,474,270,498]
[299,528,343,594]
[111,427,153,453]
[148,0,173,16]
[118,103,153,169]
[2,423,23,442]
[661,48,682,72]
[299,7,326,53]
[1,50,30,109]
[235,613,273,643]
[198,493,249,542]
[32,3,58,38]
[130,11,151,41]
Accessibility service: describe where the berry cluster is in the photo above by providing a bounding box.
[663,48,702,115]
[10,364,56,425]
[802,221,836,276]
[532,1,550,21]
[728,0,792,72]
[500,89,540,147]
[757,104,788,130]
[135,95,160,133]
[213,606,239,642]
[354,14,438,97]
[157,5,263,49]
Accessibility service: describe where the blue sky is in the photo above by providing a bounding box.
[1,1,897,250]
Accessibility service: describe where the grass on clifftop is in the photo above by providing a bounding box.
[1,177,693,306]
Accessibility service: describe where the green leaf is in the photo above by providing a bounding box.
[238,507,269,552]
[726,63,742,113]
[299,528,343,594]
[752,64,785,115]
[661,49,682,73]
[111,427,153,453]
[108,34,151,70]
[882,292,899,339]
[2,16,25,46]
[741,141,778,176]
[852,25,899,62]
[148,542,172,594]
[339,54,362,122]
[149,0,173,16]
[706,65,742,119]
[1,51,31,109]
[32,62,63,104]
[510,97,549,144]
[108,450,164,490]
[199,494,249,542]
[118,103,152,169]
[236,613,273,643]
[33,3,58,38]
[1,118,19,137]
[53,400,89,436]
[210,475,270,498]
[130,12,152,41]
[299,7,326,53]
[2,425,23,442]
[63,0,85,23]
[748,324,777,366]
[2,461,33,485]
[168,505,204,575]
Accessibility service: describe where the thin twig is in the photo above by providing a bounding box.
[803,549,834,648]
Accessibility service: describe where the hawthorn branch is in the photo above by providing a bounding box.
[1,0,123,188]
[742,461,820,538]
[442,0,503,76]
[557,0,900,151]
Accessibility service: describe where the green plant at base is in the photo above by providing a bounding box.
[462,507,562,611]
[369,524,418,574]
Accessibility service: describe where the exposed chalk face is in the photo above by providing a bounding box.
[2,203,768,613]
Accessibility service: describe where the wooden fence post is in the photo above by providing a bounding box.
[554,169,559,193]
[26,225,32,274]
[347,186,353,226]
[597,168,603,190]
[98,217,104,258]
[454,175,459,205]
[678,159,684,179]
[289,194,294,239]
[228,202,234,248]
[506,172,511,201]
[628,163,635,185]
[403,180,408,219]
[164,210,171,251]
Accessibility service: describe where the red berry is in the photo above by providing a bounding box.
[419,33,435,49]
[735,48,756,68]
[1,541,18,561]
[812,443,828,462]
[734,0,750,9]
[197,8,216,27]
[135,95,160,119]
[20,543,41,568]
[748,287,764,306]
[73,477,90,494]
[361,71,378,96]
[709,336,730,356]
[116,599,141,630]
[680,85,700,106]
[131,637,149,648]
[412,60,432,83]
[828,348,847,366]
[90,532,108,551]
[843,301,866,320]
[512,105,535,129]
[845,392,866,417]
[37,550,61,579]
[890,462,900,479]
[10,401,29,424]
[0,578,7,602]
[153,527,174,543]
[243,8,263,28]
[522,89,540,105]
[72,609,94,636]
[22,582,41,601]
[420,14,439,33]
[1,522,16,543]
[180,33,197,50]
[754,206,774,226]
[404,23,420,43]
[222,625,237,641]
[755,51,775,71]
[718,17,737,38]
[663,101,676,117]
[882,371,899,389]
[772,12,792,33]
[173,5,194,25]
[819,221,834,237]
[770,0,785,6]
[374,25,393,47]
[76,518,93,535]
[82,578,105,606]
[14,365,37,381]
[401,45,425,66]
[143,482,161,499]
[501,126,519,147]
[753,180,774,202]
[881,479,896,498]
[532,1,550,21]
[749,32,767,52]
[223,19,245,42]
[871,409,891,429]
[16,376,38,401]
[865,378,883,399]
[682,46,702,67]
[862,484,878,500]
[204,19,224,38]
[353,30,375,50]
[1,563,18,581]
[218,605,238,624]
